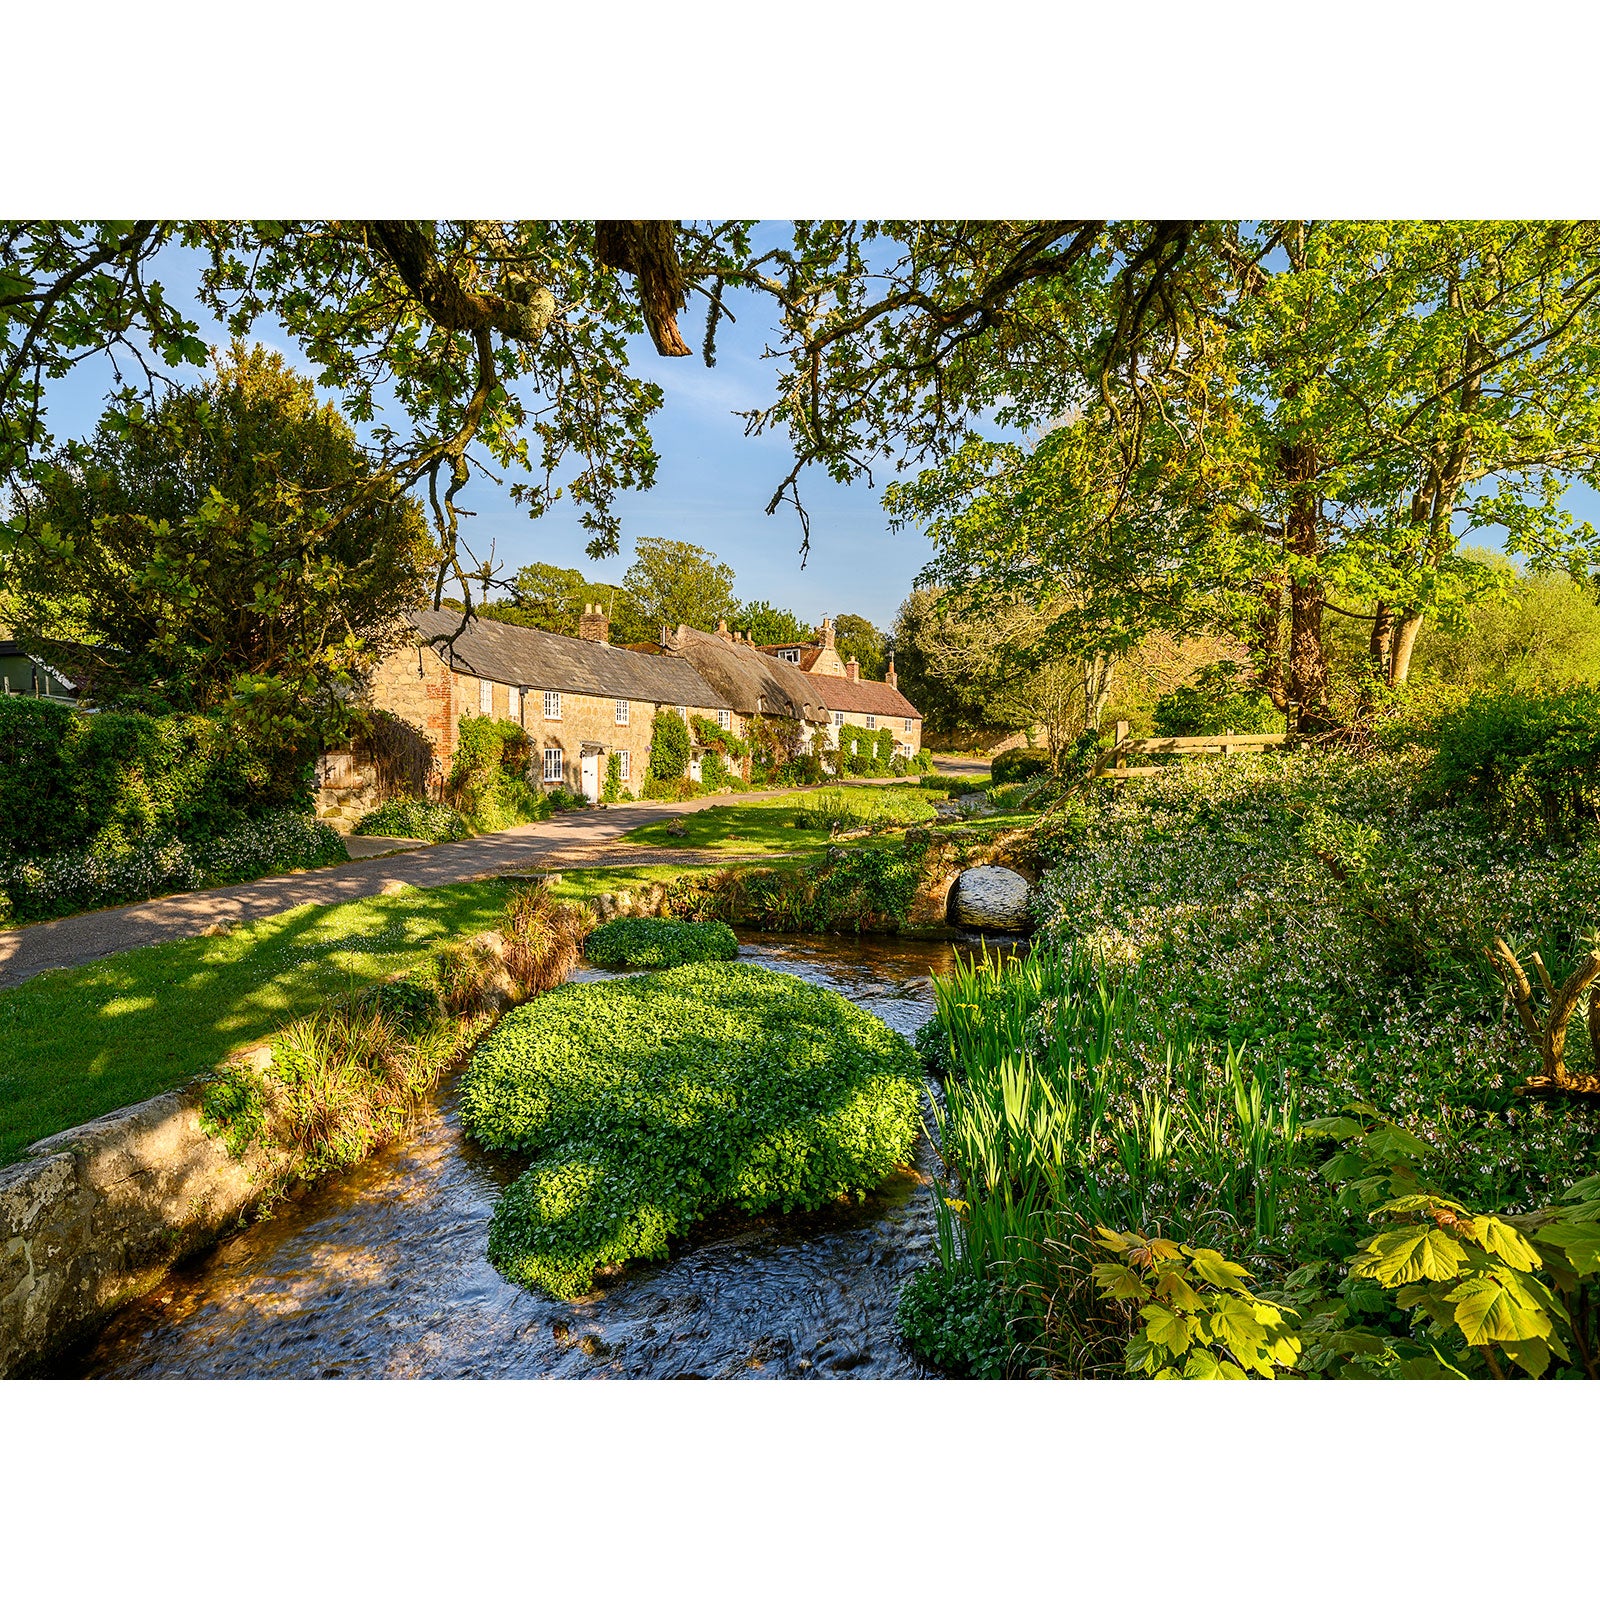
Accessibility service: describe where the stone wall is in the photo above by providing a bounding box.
[902,824,1039,929]
[0,1048,295,1377]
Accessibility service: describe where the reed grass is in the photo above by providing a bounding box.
[916,943,1301,1373]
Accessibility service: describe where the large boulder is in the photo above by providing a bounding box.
[951,865,1032,931]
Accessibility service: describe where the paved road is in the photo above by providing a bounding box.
[0,788,805,990]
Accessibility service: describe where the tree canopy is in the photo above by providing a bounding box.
[4,342,431,722]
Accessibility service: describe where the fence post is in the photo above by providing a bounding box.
[1114,719,1129,791]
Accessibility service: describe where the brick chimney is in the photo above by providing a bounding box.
[847,656,860,682]
[821,615,835,649]
[579,603,610,645]
[885,651,897,689]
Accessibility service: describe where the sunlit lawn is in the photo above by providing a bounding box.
[619,785,935,854]
[0,880,517,1167]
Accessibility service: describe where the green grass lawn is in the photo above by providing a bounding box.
[0,880,518,1168]
[619,786,936,854]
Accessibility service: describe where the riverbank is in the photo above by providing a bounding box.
[52,934,985,1379]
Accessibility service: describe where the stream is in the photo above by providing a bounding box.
[63,933,1018,1380]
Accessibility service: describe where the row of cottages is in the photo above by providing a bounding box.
[369,605,731,802]
[754,615,923,757]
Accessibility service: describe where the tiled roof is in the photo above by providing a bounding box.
[665,626,830,723]
[811,675,921,719]
[408,610,729,708]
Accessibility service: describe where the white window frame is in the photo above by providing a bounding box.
[618,750,630,781]
[717,708,731,730]
[544,691,562,720]
[904,717,913,733]
[508,686,520,721]
[865,714,877,730]
[543,747,563,783]
[479,677,493,715]
[677,705,687,721]
[833,710,844,727]
[615,699,629,725]
[779,648,800,664]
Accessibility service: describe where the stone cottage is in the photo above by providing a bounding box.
[755,617,923,758]
[368,606,730,802]
[660,622,832,770]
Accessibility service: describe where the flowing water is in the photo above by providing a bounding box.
[64,933,1019,1380]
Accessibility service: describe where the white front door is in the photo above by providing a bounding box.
[581,751,600,801]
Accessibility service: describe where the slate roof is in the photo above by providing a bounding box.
[809,674,922,720]
[409,610,729,708]
[665,625,830,724]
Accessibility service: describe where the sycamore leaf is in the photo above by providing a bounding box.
[1354,1226,1468,1286]
[1499,1338,1552,1379]
[1124,1334,1162,1376]
[1153,1270,1206,1312]
[1534,1222,1600,1277]
[1447,1275,1553,1346]
[1091,1263,1146,1301]
[1463,1215,1542,1271]
[1186,1248,1253,1289]
[1302,1115,1365,1140]
[1209,1298,1269,1362]
[1141,1304,1193,1355]
[1364,1126,1430,1164]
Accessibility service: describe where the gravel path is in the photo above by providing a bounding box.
[0,789,802,990]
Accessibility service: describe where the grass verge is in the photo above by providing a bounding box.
[0,879,518,1167]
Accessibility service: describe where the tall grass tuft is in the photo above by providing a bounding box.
[913,943,1300,1374]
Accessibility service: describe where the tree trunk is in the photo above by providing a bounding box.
[1283,442,1332,732]
[1389,611,1426,686]
[1251,572,1288,710]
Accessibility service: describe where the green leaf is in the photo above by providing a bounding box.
[1447,1275,1553,1346]
[1140,1304,1193,1355]
[1354,1226,1468,1286]
[1463,1215,1542,1271]
[1302,1115,1364,1140]
[1534,1222,1600,1277]
[1185,1247,1252,1290]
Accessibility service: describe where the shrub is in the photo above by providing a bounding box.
[691,713,748,759]
[668,847,922,934]
[601,750,625,804]
[459,964,925,1298]
[1152,662,1282,738]
[990,747,1052,784]
[0,809,346,924]
[649,708,691,781]
[0,697,312,860]
[700,749,731,790]
[353,799,469,842]
[1413,685,1600,840]
[547,787,590,812]
[642,775,702,801]
[896,1263,1014,1378]
[584,917,738,969]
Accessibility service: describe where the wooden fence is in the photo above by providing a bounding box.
[1094,719,1287,780]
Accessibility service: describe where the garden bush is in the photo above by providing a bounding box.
[1410,685,1600,841]
[648,708,691,782]
[990,747,1052,784]
[641,775,702,801]
[0,808,347,924]
[1152,662,1282,738]
[0,696,312,860]
[353,799,470,842]
[459,964,924,1298]
[584,917,738,969]
[669,846,922,934]
[601,750,625,804]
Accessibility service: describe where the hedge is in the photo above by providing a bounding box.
[459,964,924,1297]
[0,697,311,859]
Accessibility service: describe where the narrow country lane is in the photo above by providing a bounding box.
[0,788,790,990]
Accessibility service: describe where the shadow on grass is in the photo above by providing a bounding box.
[0,880,515,1167]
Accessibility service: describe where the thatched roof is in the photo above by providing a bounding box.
[409,610,729,708]
[665,625,830,724]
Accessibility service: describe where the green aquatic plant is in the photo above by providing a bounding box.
[459,964,924,1299]
[584,917,738,969]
